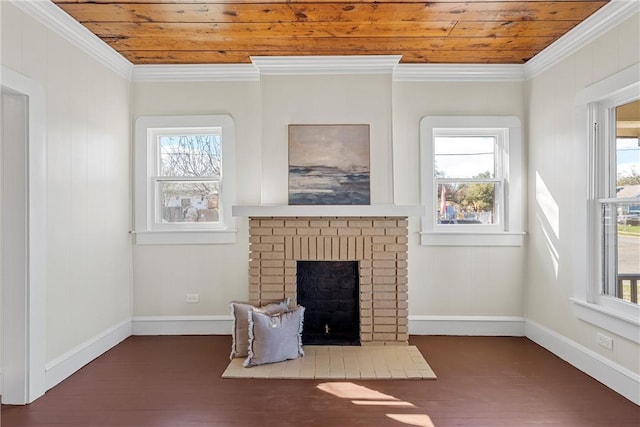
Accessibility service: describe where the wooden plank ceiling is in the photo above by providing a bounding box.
[52,0,609,65]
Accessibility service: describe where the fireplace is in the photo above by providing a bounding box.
[297,261,360,346]
[247,216,409,345]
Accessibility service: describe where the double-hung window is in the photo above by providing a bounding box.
[134,115,236,245]
[420,116,524,246]
[573,64,639,343]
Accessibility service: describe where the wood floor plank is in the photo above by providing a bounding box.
[2,335,639,426]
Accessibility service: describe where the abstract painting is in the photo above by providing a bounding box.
[288,124,370,205]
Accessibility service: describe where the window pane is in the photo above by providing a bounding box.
[434,136,495,178]
[436,182,497,224]
[158,134,221,177]
[603,201,640,304]
[158,181,219,223]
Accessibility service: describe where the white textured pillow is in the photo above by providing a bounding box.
[229,299,290,359]
[243,306,305,367]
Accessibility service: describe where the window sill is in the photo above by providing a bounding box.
[134,229,237,245]
[570,298,640,344]
[420,231,525,247]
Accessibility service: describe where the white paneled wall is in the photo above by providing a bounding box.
[1,2,132,366]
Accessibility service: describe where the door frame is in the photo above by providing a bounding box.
[1,66,47,404]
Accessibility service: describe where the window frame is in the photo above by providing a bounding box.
[134,115,237,245]
[419,116,525,247]
[572,64,640,343]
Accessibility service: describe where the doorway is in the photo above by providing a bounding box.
[1,66,47,405]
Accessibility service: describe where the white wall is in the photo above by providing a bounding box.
[132,75,528,322]
[1,2,132,364]
[132,81,260,315]
[393,81,527,317]
[526,12,640,374]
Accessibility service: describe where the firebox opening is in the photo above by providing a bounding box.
[296,261,360,346]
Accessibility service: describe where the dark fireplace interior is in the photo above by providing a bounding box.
[296,261,360,346]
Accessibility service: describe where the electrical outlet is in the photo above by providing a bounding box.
[185,293,199,303]
[597,333,613,350]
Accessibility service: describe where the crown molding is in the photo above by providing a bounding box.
[393,64,526,82]
[524,0,640,79]
[10,0,133,80]
[133,64,260,82]
[251,55,402,75]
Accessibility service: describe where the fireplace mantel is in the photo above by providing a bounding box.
[232,204,424,217]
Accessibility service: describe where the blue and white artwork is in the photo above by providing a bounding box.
[289,125,370,205]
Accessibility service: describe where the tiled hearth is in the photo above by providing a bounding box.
[247,216,409,345]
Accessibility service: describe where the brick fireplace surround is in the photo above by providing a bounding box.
[247,216,409,345]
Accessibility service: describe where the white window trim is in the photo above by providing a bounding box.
[573,63,640,343]
[134,115,237,245]
[419,116,525,246]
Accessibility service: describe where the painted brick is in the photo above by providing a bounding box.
[251,228,273,236]
[284,267,296,276]
[361,333,373,342]
[284,276,295,285]
[373,292,397,300]
[375,308,398,317]
[249,260,261,268]
[260,252,285,260]
[373,333,397,341]
[374,325,398,333]
[330,220,348,227]
[385,227,407,236]
[373,260,396,269]
[297,228,321,236]
[348,220,372,228]
[249,267,260,276]
[360,324,372,333]
[260,259,284,268]
[386,244,408,252]
[272,228,297,236]
[375,317,398,325]
[373,220,398,227]
[397,334,409,341]
[261,235,285,244]
[285,260,296,268]
[261,267,283,276]
[261,291,286,301]
[262,276,284,284]
[396,236,408,244]
[262,284,284,292]
[337,227,361,236]
[373,300,397,309]
[362,228,386,236]
[324,237,332,259]
[372,268,398,277]
[320,228,338,236]
[372,251,397,260]
[397,325,408,333]
[285,220,309,228]
[373,284,397,293]
[249,236,262,244]
[372,244,385,252]
[249,276,260,284]
[260,220,285,228]
[372,236,396,244]
[371,276,398,285]
[309,220,329,228]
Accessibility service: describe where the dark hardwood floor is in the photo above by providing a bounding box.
[2,335,639,426]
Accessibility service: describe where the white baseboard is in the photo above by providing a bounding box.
[45,318,132,391]
[408,315,526,336]
[131,315,233,336]
[526,319,640,405]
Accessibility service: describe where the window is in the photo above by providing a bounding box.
[134,115,236,244]
[601,100,640,306]
[572,64,639,343]
[420,116,524,246]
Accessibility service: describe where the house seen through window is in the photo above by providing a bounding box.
[434,133,502,226]
[134,115,236,245]
[156,132,221,224]
[602,99,640,305]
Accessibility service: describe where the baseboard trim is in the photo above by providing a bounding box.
[408,315,526,336]
[45,319,132,391]
[131,315,233,336]
[526,319,640,405]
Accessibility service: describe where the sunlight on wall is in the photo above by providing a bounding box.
[317,382,435,426]
[535,172,560,278]
[536,172,560,239]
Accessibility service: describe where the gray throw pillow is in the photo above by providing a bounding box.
[229,299,290,359]
[243,306,305,367]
